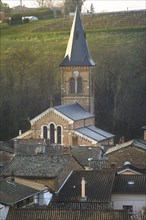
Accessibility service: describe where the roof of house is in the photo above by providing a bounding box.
[70,146,101,166]
[2,154,73,178]
[75,125,114,142]
[132,139,146,150]
[52,170,115,202]
[0,179,40,206]
[6,208,129,220]
[54,103,94,121]
[112,174,146,194]
[14,178,49,191]
[105,139,146,155]
[0,141,14,154]
[60,7,95,67]
[117,163,146,175]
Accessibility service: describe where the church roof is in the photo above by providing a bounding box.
[75,125,114,142]
[60,8,95,67]
[54,103,94,121]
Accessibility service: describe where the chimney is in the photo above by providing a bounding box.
[81,177,87,201]
[19,130,22,135]
[119,136,125,144]
[141,126,146,140]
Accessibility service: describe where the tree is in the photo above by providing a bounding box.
[90,3,94,14]
[11,14,22,25]
[63,0,85,15]
[0,1,10,13]
[35,0,53,8]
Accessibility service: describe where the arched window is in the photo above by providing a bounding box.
[57,126,62,144]
[50,123,55,144]
[70,78,75,94]
[77,77,82,94]
[43,126,48,139]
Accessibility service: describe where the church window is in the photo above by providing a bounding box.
[43,126,48,139]
[77,77,82,94]
[50,123,55,144]
[70,78,75,94]
[57,126,62,144]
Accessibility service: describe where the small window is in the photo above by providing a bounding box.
[50,123,55,144]
[57,126,62,144]
[123,206,133,213]
[43,126,48,139]
[77,77,82,94]
[70,78,75,94]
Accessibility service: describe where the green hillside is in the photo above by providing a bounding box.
[0,10,146,141]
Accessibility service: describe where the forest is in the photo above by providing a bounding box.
[0,10,146,141]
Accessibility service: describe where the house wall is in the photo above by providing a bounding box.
[17,158,83,192]
[34,191,53,205]
[0,204,9,220]
[112,194,146,215]
[107,146,146,168]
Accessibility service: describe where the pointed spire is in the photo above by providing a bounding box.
[60,7,95,67]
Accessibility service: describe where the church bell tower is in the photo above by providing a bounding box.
[60,7,96,114]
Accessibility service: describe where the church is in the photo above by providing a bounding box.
[15,7,114,147]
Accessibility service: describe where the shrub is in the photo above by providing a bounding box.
[11,14,22,25]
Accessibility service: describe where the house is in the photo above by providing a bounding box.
[104,139,146,168]
[12,139,103,169]
[117,162,146,175]
[0,178,42,220]
[13,7,114,148]
[112,174,146,217]
[0,141,14,173]
[50,170,115,209]
[6,208,129,220]
[49,169,146,218]
[1,154,84,192]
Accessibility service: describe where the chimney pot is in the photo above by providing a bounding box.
[81,177,87,200]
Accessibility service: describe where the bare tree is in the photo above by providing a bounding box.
[34,0,53,8]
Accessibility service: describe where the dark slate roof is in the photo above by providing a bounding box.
[52,170,115,202]
[2,154,73,178]
[117,164,146,175]
[6,208,129,220]
[70,146,101,166]
[132,139,146,150]
[54,103,94,121]
[105,139,146,155]
[76,125,114,142]
[60,8,95,67]
[0,179,40,206]
[112,174,146,194]
[141,126,146,129]
[0,141,14,154]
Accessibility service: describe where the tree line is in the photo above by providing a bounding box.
[0,42,145,141]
